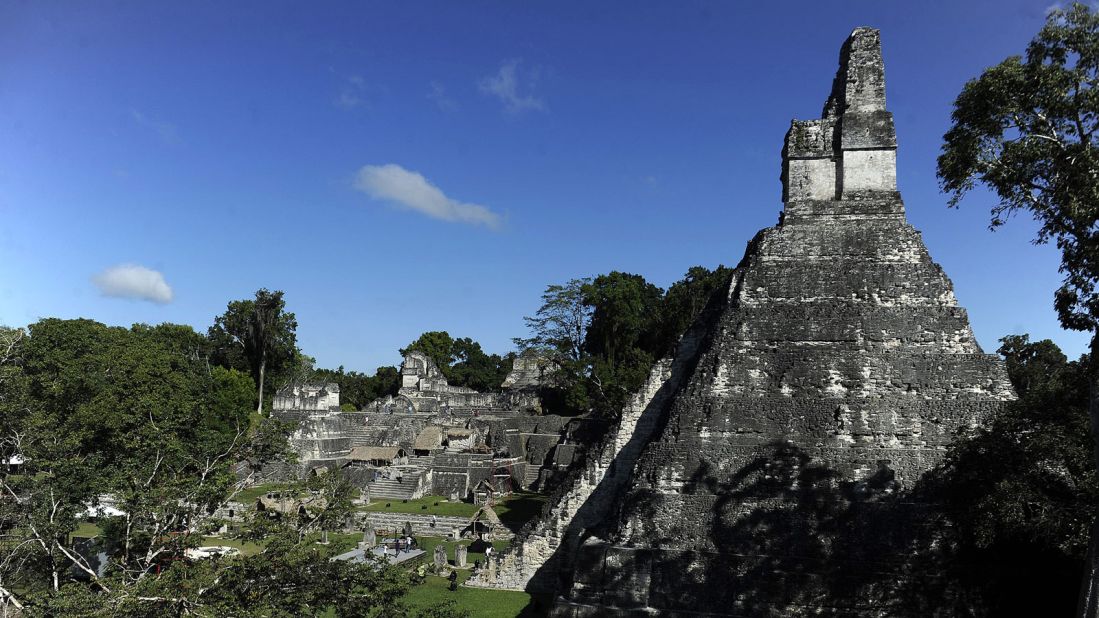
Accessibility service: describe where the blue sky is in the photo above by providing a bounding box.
[1,0,1089,372]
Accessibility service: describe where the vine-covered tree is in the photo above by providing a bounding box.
[936,4,1099,612]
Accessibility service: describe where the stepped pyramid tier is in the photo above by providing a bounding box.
[468,27,1015,615]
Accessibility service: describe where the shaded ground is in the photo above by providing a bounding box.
[404,570,532,618]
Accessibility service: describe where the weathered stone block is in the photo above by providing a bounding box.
[841,149,897,195]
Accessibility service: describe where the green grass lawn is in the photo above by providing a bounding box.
[492,492,546,532]
[412,536,511,568]
[359,495,480,517]
[71,521,103,539]
[235,482,288,503]
[404,571,533,618]
[198,535,266,556]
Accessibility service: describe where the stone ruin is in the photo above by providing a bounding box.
[268,352,598,504]
[467,27,1015,616]
[373,350,542,413]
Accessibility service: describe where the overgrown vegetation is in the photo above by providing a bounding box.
[937,3,1099,607]
[517,265,731,417]
[928,335,1098,615]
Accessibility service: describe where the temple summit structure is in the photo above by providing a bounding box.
[468,27,1015,616]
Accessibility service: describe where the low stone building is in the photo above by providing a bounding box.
[345,446,407,467]
[269,380,590,503]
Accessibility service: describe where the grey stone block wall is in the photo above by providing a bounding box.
[547,27,1013,616]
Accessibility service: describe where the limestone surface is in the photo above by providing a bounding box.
[472,27,1014,616]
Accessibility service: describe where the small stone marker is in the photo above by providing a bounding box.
[434,544,448,568]
[455,544,468,567]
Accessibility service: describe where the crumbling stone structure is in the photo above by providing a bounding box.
[271,380,587,501]
[396,350,541,412]
[469,28,1015,616]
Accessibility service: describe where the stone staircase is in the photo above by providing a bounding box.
[465,284,721,593]
[366,467,429,500]
[523,465,541,489]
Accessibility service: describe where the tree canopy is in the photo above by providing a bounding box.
[208,289,299,415]
[0,318,456,616]
[929,335,1097,616]
[517,266,731,417]
[936,5,1099,612]
[938,3,1099,333]
[400,331,513,392]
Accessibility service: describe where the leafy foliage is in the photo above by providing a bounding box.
[518,266,731,417]
[928,335,1097,614]
[208,289,299,414]
[938,3,1099,333]
[311,365,400,410]
[401,331,512,392]
[936,5,1099,608]
[0,317,467,616]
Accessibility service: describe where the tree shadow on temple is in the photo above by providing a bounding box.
[590,442,997,617]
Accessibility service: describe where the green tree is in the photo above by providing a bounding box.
[654,265,732,357]
[930,335,1096,615]
[400,331,457,373]
[400,332,510,391]
[448,337,512,392]
[209,289,299,415]
[582,272,664,416]
[0,318,439,616]
[517,267,729,417]
[514,278,592,363]
[936,5,1099,612]
[310,365,400,411]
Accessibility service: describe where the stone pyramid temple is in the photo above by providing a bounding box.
[468,27,1015,616]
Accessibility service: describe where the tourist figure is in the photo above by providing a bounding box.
[431,515,437,528]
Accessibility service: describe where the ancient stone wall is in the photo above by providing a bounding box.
[545,28,1014,616]
[466,274,726,592]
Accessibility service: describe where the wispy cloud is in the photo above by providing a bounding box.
[335,75,368,110]
[92,264,174,304]
[130,109,179,144]
[428,81,457,112]
[354,163,501,229]
[478,59,545,115]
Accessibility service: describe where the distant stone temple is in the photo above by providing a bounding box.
[268,350,596,504]
[501,349,558,390]
[468,28,1015,616]
[382,350,543,413]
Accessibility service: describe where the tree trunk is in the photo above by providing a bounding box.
[1078,332,1099,618]
[257,353,266,416]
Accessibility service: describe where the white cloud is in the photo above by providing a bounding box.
[92,264,174,304]
[354,164,501,229]
[130,109,179,144]
[478,59,545,115]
